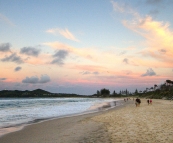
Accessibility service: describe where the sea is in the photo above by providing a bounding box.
[0,97,122,137]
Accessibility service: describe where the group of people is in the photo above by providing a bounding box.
[124,98,131,102]
[134,98,153,107]
[147,99,152,105]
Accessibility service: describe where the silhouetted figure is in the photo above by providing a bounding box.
[147,99,149,105]
[135,98,141,107]
[150,99,152,105]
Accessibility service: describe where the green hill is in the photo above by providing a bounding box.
[0,89,86,98]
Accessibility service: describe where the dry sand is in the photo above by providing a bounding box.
[92,99,173,143]
[0,99,173,143]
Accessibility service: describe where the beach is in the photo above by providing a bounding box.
[0,99,173,143]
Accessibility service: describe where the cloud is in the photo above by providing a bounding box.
[82,71,91,75]
[1,53,23,64]
[22,76,39,84]
[75,65,105,73]
[111,1,137,16]
[122,70,132,75]
[0,78,6,80]
[111,1,125,13]
[39,75,51,83]
[14,66,22,72]
[119,51,126,55]
[159,49,167,54]
[22,75,51,84]
[46,28,79,42]
[149,9,159,15]
[80,71,99,75]
[123,15,173,64]
[0,43,11,52]
[20,47,41,57]
[141,68,156,76]
[0,13,15,26]
[93,71,99,75]
[51,50,68,66]
[111,0,173,68]
[123,58,129,64]
[43,41,111,62]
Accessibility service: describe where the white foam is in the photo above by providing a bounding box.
[0,98,122,136]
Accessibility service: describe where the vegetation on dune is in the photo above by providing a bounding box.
[94,79,173,100]
[0,80,172,99]
[94,88,131,98]
[136,80,173,99]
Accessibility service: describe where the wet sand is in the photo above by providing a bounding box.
[0,99,173,143]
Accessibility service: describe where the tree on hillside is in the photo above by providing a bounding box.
[160,83,166,91]
[100,88,110,96]
[135,89,138,94]
[150,87,154,91]
[170,81,173,86]
[154,84,158,91]
[113,90,116,95]
[97,90,100,96]
[171,81,173,86]
[146,88,148,92]
[166,80,173,90]
[125,89,128,95]
[166,80,172,86]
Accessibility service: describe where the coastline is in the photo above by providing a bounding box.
[0,99,124,140]
[1,99,172,143]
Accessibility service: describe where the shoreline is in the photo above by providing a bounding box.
[0,99,128,143]
[1,99,172,143]
[0,98,124,138]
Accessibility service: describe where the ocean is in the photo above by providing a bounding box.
[0,97,122,136]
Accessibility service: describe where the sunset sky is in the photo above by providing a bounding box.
[0,0,173,95]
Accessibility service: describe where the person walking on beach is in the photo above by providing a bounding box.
[135,98,141,107]
[147,99,149,105]
[150,99,152,105]
[135,98,137,107]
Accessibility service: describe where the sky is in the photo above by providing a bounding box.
[0,0,173,95]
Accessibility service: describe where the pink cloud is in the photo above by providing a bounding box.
[122,14,173,68]
[46,28,79,42]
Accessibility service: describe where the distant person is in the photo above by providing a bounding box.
[147,99,149,105]
[150,99,152,105]
[135,98,138,107]
[135,98,140,107]
[124,98,126,102]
